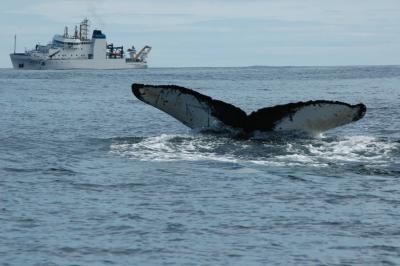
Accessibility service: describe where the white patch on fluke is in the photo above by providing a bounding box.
[274,103,362,134]
[134,86,222,130]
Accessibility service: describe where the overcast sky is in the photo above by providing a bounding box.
[1,0,399,67]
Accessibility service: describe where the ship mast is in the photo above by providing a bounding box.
[64,26,69,38]
[13,34,16,54]
[79,18,89,40]
[74,26,78,39]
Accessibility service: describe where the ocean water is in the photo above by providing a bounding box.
[1,66,400,265]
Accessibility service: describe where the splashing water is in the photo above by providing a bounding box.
[110,134,400,171]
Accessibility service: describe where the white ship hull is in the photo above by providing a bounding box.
[10,53,147,70]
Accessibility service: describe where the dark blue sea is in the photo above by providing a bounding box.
[1,66,400,265]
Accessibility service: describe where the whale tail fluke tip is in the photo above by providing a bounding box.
[132,83,145,99]
[354,103,367,121]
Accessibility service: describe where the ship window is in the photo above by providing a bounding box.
[18,63,24,68]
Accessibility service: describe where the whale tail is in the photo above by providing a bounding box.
[132,83,366,136]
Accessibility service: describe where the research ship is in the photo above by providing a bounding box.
[10,19,152,70]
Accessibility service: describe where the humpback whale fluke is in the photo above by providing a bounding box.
[132,83,366,137]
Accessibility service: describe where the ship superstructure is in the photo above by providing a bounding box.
[10,19,152,70]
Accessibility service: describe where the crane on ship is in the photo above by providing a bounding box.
[127,45,152,62]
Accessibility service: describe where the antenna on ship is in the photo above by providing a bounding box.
[74,26,79,39]
[13,34,16,54]
[64,26,69,38]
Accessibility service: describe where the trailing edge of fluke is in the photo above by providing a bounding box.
[131,83,366,137]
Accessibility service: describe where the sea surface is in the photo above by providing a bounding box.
[1,66,400,265]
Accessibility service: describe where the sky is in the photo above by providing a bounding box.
[1,0,399,67]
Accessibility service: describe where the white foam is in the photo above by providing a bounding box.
[109,134,399,168]
[267,135,399,167]
[306,135,397,164]
[110,134,239,163]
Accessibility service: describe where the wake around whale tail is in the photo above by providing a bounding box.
[132,83,366,137]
